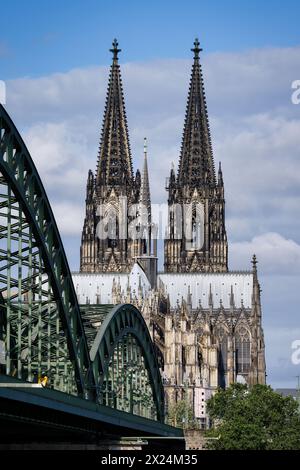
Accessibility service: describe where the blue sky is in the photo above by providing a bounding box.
[1,0,300,79]
[1,1,300,389]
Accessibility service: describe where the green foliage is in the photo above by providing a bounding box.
[205,384,300,450]
[167,400,195,429]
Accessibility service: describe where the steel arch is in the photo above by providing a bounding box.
[0,104,94,398]
[90,303,164,422]
[0,104,165,422]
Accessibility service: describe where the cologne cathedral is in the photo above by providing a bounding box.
[73,39,266,426]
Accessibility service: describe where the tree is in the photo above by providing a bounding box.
[205,383,300,450]
[167,400,195,429]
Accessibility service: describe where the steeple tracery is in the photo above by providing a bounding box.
[96,38,133,192]
[164,39,227,273]
[178,38,215,189]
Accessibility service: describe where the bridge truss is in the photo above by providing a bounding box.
[0,104,164,423]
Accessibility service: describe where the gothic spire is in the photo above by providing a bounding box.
[139,137,151,221]
[96,39,134,188]
[86,169,94,201]
[251,254,262,321]
[177,38,216,188]
[218,161,223,186]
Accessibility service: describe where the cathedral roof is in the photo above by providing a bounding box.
[158,272,253,309]
[72,262,151,304]
[73,268,254,310]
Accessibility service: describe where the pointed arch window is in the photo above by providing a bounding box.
[215,325,228,388]
[105,207,119,248]
[191,202,204,250]
[192,204,197,244]
[236,327,250,374]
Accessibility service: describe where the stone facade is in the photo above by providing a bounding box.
[77,38,266,424]
[184,430,206,450]
[164,39,227,273]
[80,40,155,273]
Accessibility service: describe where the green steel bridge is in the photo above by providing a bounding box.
[0,104,182,449]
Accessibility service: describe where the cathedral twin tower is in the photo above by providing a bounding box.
[80,38,228,275]
[78,39,266,392]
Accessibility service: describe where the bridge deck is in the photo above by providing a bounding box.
[0,375,183,449]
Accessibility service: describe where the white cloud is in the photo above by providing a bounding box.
[24,118,96,200]
[215,113,300,192]
[4,45,300,388]
[4,46,300,249]
[6,46,300,243]
[264,326,300,389]
[204,47,300,117]
[231,232,300,275]
[51,201,84,236]
[7,66,106,122]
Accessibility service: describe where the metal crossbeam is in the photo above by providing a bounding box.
[0,105,93,397]
[0,104,165,423]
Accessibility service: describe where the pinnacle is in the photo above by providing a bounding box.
[177,39,216,188]
[110,38,121,60]
[96,40,134,187]
[191,38,202,59]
